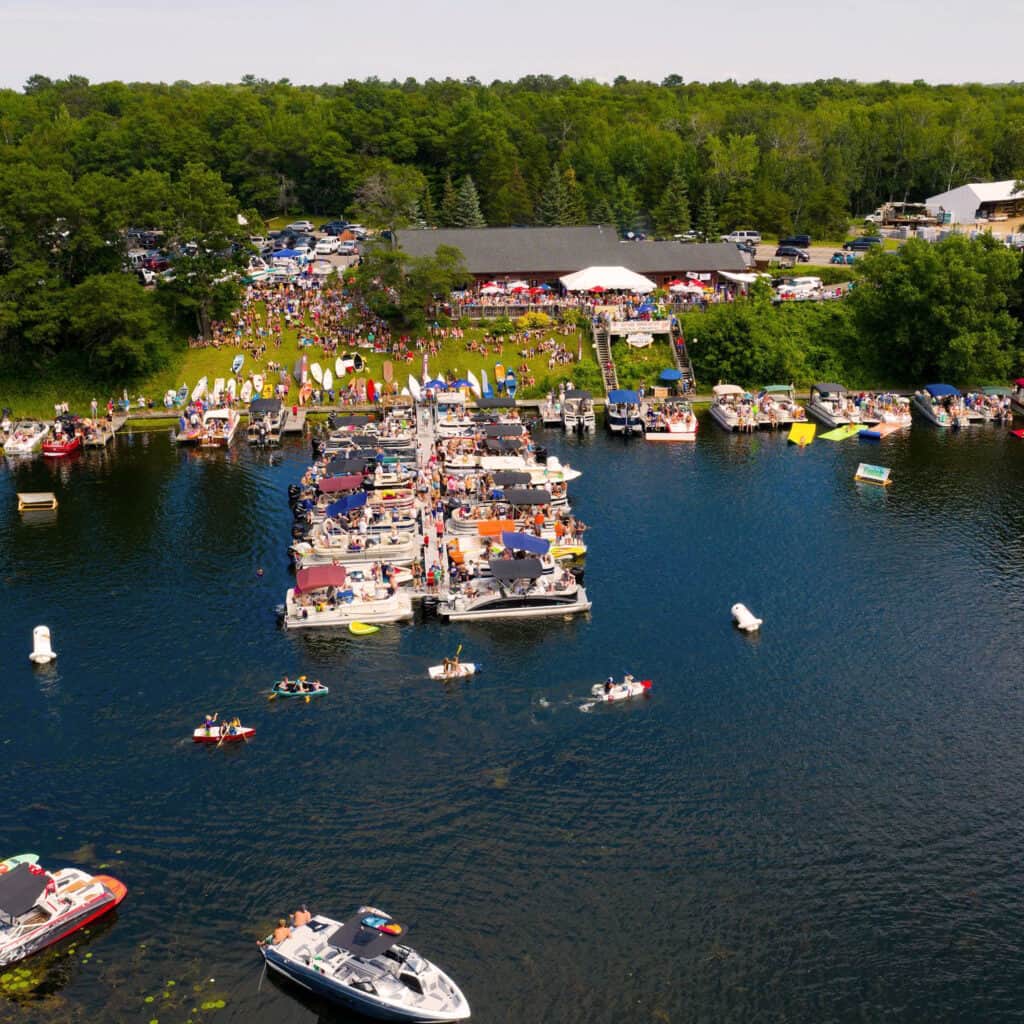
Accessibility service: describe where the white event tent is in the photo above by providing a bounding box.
[559,266,656,293]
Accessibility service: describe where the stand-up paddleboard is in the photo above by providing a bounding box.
[231,355,244,375]
[212,378,225,402]
[191,377,208,403]
[481,369,493,398]
[335,357,344,377]
[428,663,478,680]
[383,360,393,386]
[253,373,264,394]
[495,363,505,393]
[349,621,379,636]
[323,369,334,391]
[0,854,39,875]
[505,370,518,398]
[311,362,323,385]
[226,379,237,400]
[366,379,376,403]
[467,370,482,398]
[408,375,422,401]
[241,380,253,402]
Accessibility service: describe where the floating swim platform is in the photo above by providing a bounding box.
[855,462,892,486]
[349,621,379,636]
[860,423,901,440]
[820,424,863,441]
[788,423,816,446]
[18,492,58,512]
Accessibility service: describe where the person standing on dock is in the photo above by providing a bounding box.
[90,398,98,419]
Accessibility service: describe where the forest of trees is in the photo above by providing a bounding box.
[2,74,1024,383]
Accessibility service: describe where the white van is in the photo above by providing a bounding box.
[721,229,762,245]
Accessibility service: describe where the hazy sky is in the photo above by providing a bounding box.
[3,0,1022,89]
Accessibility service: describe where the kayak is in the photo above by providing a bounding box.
[590,678,652,703]
[192,725,255,744]
[428,663,478,680]
[272,681,329,699]
[349,622,379,636]
[0,854,39,875]
[231,355,244,375]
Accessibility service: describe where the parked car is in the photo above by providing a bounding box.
[843,236,883,251]
[315,237,339,255]
[345,224,368,239]
[285,220,315,234]
[319,220,348,236]
[136,268,157,286]
[249,235,267,249]
[721,229,762,245]
[337,241,359,256]
[145,255,171,272]
[778,234,811,248]
[830,251,857,265]
[775,245,810,262]
[735,241,758,257]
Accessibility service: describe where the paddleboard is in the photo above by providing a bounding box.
[0,853,39,875]
[505,370,517,398]
[335,357,344,377]
[820,423,863,441]
[323,369,334,391]
[311,362,323,384]
[495,363,505,392]
[231,355,244,375]
[367,379,376,403]
[212,378,225,401]
[467,370,482,398]
[383,360,394,384]
[428,663,477,680]
[241,380,253,403]
[481,369,493,398]
[293,355,308,384]
[349,621,379,636]
[408,375,422,401]
[191,377,208,403]
[226,379,237,399]
[253,373,264,393]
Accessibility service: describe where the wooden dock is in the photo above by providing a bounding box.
[281,408,307,434]
[83,414,126,447]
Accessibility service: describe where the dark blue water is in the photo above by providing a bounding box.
[4,420,1024,1023]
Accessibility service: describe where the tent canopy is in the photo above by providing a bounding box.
[295,565,346,592]
[559,266,656,293]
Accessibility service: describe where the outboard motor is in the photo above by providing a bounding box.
[287,484,301,502]
[533,445,548,462]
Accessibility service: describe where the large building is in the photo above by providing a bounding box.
[925,180,1024,225]
[395,226,747,287]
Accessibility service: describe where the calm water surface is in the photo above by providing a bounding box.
[3,418,1024,1023]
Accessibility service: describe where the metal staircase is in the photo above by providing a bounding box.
[670,323,697,393]
[593,321,619,392]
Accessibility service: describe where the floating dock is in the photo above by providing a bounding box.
[18,492,58,512]
[280,408,307,434]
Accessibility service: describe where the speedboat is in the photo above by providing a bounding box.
[42,417,82,457]
[757,385,802,428]
[605,389,644,436]
[0,862,127,967]
[439,562,591,621]
[3,421,49,455]
[561,390,596,433]
[281,565,413,630]
[591,675,652,703]
[912,384,977,427]
[199,408,240,447]
[644,398,698,441]
[260,907,470,1022]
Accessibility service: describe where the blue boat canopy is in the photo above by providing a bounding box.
[924,383,961,397]
[501,531,550,555]
[659,368,683,381]
[326,491,368,516]
[607,389,639,404]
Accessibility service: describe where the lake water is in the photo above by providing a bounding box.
[4,418,1024,1023]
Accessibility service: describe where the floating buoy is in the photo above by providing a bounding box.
[256,568,264,577]
[29,626,57,664]
[731,604,762,632]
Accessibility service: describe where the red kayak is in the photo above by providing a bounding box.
[42,435,82,457]
[192,725,255,744]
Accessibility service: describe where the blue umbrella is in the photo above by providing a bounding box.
[452,379,471,388]
[539,283,552,290]
[637,303,656,314]
[659,368,683,381]
[423,380,446,391]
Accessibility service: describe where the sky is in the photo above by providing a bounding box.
[2,0,1022,89]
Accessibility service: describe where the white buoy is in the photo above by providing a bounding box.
[29,625,57,664]
[731,603,763,632]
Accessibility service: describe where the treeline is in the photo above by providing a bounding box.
[4,75,1024,239]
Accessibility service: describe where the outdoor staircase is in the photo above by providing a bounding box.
[670,324,697,394]
[593,321,619,393]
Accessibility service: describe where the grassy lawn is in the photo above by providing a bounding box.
[611,338,679,390]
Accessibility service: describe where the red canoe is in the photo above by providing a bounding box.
[192,725,255,744]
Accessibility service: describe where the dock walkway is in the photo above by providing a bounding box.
[281,407,307,434]
[412,402,449,601]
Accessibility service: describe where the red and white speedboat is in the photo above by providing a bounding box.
[192,723,255,744]
[42,417,82,457]
[0,863,127,967]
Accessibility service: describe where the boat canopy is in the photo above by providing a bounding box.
[502,531,550,555]
[761,384,793,394]
[484,439,523,453]
[607,389,639,404]
[482,423,524,437]
[924,383,960,397]
[658,368,683,381]
[488,557,544,581]
[328,414,372,428]
[318,474,364,494]
[491,471,531,487]
[982,386,1012,397]
[326,491,368,516]
[249,398,282,415]
[502,488,550,505]
[812,383,847,395]
[327,457,369,475]
[0,863,47,918]
[564,389,591,400]
[476,396,516,409]
[713,384,744,397]
[295,565,347,592]
[328,916,405,959]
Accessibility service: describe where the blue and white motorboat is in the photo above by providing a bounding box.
[605,389,644,436]
[260,907,470,1022]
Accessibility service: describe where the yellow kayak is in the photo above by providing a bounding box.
[349,622,380,636]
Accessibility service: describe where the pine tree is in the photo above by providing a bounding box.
[419,182,438,227]
[490,164,534,225]
[537,165,568,226]
[562,167,588,225]
[439,172,458,227]
[453,175,486,228]
[696,185,718,241]
[612,176,640,234]
[652,164,691,237]
[591,194,615,226]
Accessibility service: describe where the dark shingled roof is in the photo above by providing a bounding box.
[394,227,747,277]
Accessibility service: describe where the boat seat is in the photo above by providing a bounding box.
[60,880,93,895]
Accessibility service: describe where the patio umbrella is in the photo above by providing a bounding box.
[539,283,552,290]
[667,278,685,287]
[590,285,605,293]
[510,285,527,293]
[452,379,471,388]
[527,287,544,295]
[637,303,656,313]
[423,380,446,391]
